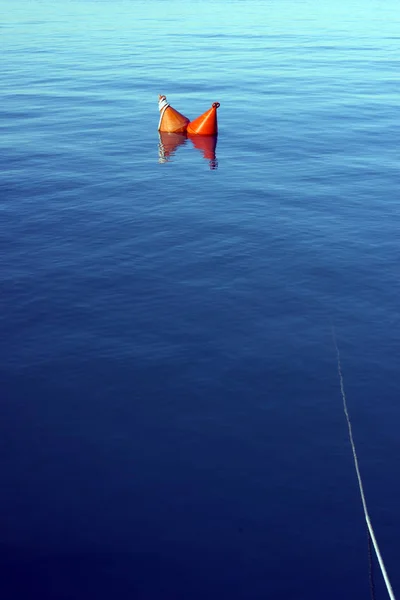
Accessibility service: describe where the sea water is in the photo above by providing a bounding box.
[1,0,399,598]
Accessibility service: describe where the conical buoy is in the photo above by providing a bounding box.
[187,102,220,135]
[158,95,190,134]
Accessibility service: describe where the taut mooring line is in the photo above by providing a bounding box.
[368,531,377,600]
[332,327,396,600]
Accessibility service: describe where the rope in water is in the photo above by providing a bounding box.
[332,327,396,600]
[368,532,377,600]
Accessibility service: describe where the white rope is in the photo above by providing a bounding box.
[158,96,170,131]
[332,327,396,600]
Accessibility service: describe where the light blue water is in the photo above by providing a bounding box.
[1,1,400,598]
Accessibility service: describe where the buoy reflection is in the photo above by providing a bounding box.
[189,134,218,170]
[158,132,218,170]
[158,132,187,163]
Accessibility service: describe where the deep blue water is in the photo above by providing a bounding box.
[1,0,400,598]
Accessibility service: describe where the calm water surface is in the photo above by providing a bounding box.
[1,0,400,598]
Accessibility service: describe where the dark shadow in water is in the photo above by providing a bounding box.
[0,546,141,599]
[158,132,218,170]
[0,544,199,599]
[0,542,250,600]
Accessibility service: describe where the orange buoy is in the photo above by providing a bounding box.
[158,95,190,134]
[187,102,220,135]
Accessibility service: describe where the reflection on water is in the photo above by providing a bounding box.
[189,134,218,170]
[158,132,187,163]
[158,132,218,170]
